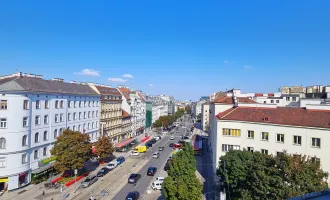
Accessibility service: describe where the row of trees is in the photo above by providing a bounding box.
[217,150,329,200]
[152,108,185,128]
[163,143,203,200]
[51,129,114,173]
[185,105,191,114]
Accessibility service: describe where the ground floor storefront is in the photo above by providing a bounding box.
[0,170,30,192]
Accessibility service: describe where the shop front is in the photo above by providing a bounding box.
[0,177,8,194]
[31,157,57,184]
[115,137,139,152]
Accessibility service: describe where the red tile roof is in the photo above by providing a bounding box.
[138,93,145,102]
[217,107,330,129]
[95,86,121,95]
[213,96,257,104]
[255,93,263,97]
[268,93,275,97]
[118,87,131,100]
[122,109,131,118]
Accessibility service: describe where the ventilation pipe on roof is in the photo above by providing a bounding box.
[233,96,238,107]
[53,78,64,82]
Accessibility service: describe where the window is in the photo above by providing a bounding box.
[45,100,49,109]
[276,134,284,143]
[93,101,95,107]
[23,100,29,110]
[311,138,321,148]
[23,117,29,127]
[222,128,241,137]
[293,135,302,145]
[79,101,82,108]
[83,124,86,132]
[311,157,320,165]
[271,100,274,103]
[59,128,63,135]
[84,101,87,107]
[88,123,90,130]
[60,114,64,122]
[55,114,59,123]
[292,97,297,101]
[0,118,7,128]
[0,157,5,168]
[44,115,49,124]
[0,100,7,110]
[276,100,279,103]
[79,112,81,120]
[34,150,39,160]
[261,149,268,155]
[55,100,59,109]
[96,122,99,128]
[73,125,76,131]
[35,116,41,125]
[54,129,58,138]
[247,130,254,139]
[68,100,71,108]
[60,100,64,108]
[35,132,39,143]
[43,131,48,141]
[74,101,77,108]
[276,152,284,157]
[22,153,28,164]
[96,111,99,117]
[68,113,71,121]
[263,101,266,104]
[0,138,6,149]
[261,132,269,141]
[22,135,28,146]
[222,144,240,152]
[43,147,47,156]
[89,101,91,107]
[84,112,87,119]
[247,147,254,152]
[36,100,41,109]
[88,111,91,118]
[73,112,77,120]
[92,111,95,118]
[78,125,81,132]
[286,97,290,101]
[92,122,95,129]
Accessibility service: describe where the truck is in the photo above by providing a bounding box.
[135,146,147,153]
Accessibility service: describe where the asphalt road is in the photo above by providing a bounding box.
[112,116,193,200]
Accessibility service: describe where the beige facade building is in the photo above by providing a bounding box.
[90,85,123,143]
[122,109,132,139]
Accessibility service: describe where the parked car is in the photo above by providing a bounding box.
[135,146,147,153]
[131,151,139,156]
[170,136,174,140]
[97,167,110,177]
[155,177,165,182]
[128,173,141,184]
[154,137,160,141]
[116,156,125,165]
[169,143,174,147]
[125,191,140,200]
[106,160,118,170]
[158,146,164,151]
[81,175,98,188]
[151,180,163,190]
[146,142,153,148]
[147,167,157,176]
[152,152,160,159]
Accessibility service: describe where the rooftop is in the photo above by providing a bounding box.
[118,87,131,100]
[217,106,330,129]
[122,109,131,118]
[213,96,257,104]
[95,85,121,96]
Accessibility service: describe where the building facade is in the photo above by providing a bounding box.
[0,73,100,191]
[121,110,132,139]
[90,85,123,143]
[201,103,210,132]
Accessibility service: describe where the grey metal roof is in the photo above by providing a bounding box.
[0,77,99,96]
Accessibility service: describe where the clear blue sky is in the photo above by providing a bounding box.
[1,0,330,100]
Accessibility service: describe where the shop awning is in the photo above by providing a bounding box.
[115,138,134,148]
[141,136,150,143]
[0,178,8,183]
[31,162,54,174]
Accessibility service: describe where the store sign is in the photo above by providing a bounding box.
[0,178,8,182]
[38,156,56,167]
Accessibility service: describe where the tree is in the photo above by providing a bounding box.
[196,113,202,122]
[163,143,203,200]
[217,150,329,200]
[185,106,191,114]
[94,136,114,161]
[51,129,92,173]
[152,109,185,128]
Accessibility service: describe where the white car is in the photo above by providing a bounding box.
[131,151,139,156]
[151,180,163,190]
[170,136,174,140]
[152,152,160,158]
[106,160,118,170]
[156,177,165,182]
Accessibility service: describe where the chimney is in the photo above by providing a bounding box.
[35,75,43,79]
[53,78,64,82]
[71,80,77,84]
[233,96,238,107]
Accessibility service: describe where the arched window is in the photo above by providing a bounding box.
[43,131,48,141]
[54,129,58,138]
[35,132,39,143]
[34,150,39,159]
[59,128,63,135]
[22,135,27,146]
[73,126,76,131]
[0,137,6,149]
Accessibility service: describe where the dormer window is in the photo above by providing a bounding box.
[263,117,269,122]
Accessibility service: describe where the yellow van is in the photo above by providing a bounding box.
[135,146,147,153]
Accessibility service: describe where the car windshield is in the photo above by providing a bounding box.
[129,174,136,178]
[99,169,105,172]
[85,178,91,182]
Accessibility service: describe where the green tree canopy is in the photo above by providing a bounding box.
[51,129,92,173]
[163,143,203,200]
[153,109,185,128]
[185,106,191,114]
[94,136,114,161]
[217,150,329,200]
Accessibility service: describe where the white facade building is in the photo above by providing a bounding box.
[0,72,100,191]
[201,103,210,132]
[195,100,207,117]
[146,96,169,124]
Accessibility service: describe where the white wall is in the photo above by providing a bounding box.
[201,103,209,131]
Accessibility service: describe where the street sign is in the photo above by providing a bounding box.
[74,169,78,175]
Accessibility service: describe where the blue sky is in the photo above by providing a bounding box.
[1,0,330,100]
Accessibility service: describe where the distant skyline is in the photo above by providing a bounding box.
[1,0,330,100]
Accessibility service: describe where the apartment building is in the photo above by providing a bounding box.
[201,103,210,132]
[121,110,132,140]
[0,72,100,191]
[89,85,123,143]
[210,103,330,177]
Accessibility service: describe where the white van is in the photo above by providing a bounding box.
[156,177,165,182]
[151,180,163,190]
